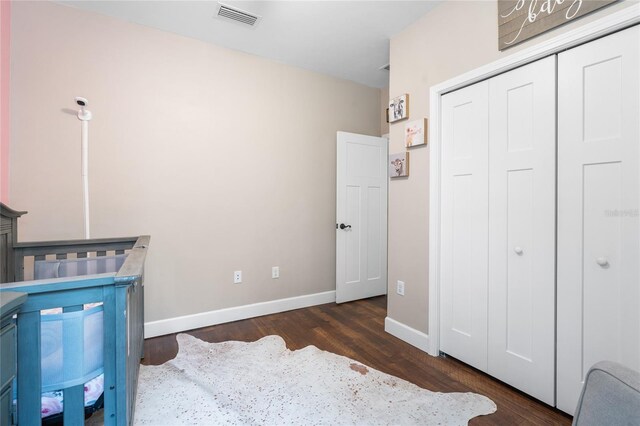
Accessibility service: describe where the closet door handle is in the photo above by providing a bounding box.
[514,246,524,255]
[596,257,609,268]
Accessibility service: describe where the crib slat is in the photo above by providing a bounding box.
[76,251,88,275]
[17,311,42,425]
[14,252,25,281]
[97,251,107,274]
[63,385,85,425]
[59,303,85,423]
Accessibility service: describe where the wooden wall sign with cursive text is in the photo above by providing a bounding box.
[498,0,619,50]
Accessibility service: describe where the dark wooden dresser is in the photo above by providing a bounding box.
[0,204,27,284]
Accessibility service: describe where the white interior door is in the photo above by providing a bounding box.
[440,81,489,372]
[487,56,556,405]
[557,25,640,414]
[336,132,388,304]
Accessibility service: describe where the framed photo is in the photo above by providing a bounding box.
[389,152,409,178]
[404,118,428,148]
[389,94,409,123]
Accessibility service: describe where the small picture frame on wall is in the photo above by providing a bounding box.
[404,118,428,148]
[389,94,409,123]
[389,152,409,178]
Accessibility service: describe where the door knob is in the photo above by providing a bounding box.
[514,246,524,255]
[339,223,351,230]
[596,257,609,267]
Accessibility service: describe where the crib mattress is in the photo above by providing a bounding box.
[41,374,103,419]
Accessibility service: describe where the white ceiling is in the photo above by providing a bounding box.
[59,1,442,88]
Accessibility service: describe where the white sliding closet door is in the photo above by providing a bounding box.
[488,56,557,405]
[440,81,489,372]
[557,25,640,414]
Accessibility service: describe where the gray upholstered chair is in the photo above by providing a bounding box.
[573,361,640,426]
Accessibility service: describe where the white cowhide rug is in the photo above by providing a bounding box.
[134,334,496,425]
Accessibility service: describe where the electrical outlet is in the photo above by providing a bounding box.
[234,271,242,284]
[396,280,405,296]
[272,266,280,279]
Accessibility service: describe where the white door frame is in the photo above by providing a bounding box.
[427,4,640,357]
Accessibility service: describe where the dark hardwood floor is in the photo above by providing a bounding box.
[142,296,572,425]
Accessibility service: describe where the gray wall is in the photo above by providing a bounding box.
[9,1,381,324]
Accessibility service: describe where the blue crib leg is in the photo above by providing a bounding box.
[103,286,117,426]
[17,311,42,425]
[115,285,129,426]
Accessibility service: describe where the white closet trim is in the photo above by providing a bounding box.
[427,4,640,357]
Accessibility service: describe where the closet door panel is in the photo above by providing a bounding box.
[440,81,489,372]
[488,56,557,405]
[582,163,623,370]
[557,25,640,414]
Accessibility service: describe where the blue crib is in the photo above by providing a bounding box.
[0,235,149,425]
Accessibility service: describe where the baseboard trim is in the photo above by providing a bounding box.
[384,316,431,354]
[145,290,336,338]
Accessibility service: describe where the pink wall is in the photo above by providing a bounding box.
[0,0,10,204]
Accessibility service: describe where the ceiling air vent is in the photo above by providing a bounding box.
[216,3,261,27]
